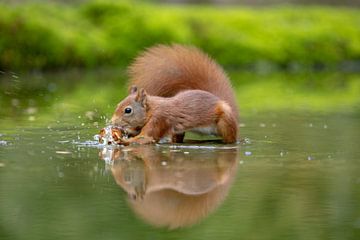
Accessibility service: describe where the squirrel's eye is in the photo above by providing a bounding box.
[124,107,132,114]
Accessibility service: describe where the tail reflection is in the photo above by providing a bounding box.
[100,145,239,229]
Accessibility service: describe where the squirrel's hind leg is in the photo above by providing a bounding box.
[215,101,238,144]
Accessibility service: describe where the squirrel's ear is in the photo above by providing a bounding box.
[129,85,138,94]
[135,88,147,107]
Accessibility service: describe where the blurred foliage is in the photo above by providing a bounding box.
[0,0,359,70]
[1,70,359,129]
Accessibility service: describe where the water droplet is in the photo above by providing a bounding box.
[244,151,252,156]
[56,151,72,154]
[244,138,251,144]
[93,135,100,141]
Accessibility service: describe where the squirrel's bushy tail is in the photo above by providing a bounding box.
[128,44,238,118]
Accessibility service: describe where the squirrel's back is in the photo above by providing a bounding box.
[128,44,239,118]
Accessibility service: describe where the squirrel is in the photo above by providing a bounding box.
[110,44,239,144]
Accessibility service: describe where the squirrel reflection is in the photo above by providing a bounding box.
[100,145,238,229]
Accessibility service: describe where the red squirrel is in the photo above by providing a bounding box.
[111,44,239,144]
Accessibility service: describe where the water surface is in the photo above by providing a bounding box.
[1,71,360,239]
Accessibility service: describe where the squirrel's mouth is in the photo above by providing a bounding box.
[126,127,141,138]
[116,125,141,138]
[111,120,142,138]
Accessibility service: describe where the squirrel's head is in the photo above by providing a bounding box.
[111,86,148,137]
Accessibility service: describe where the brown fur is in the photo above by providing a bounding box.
[112,44,239,144]
[214,101,238,143]
[129,44,239,119]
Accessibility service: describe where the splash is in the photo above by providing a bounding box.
[94,125,125,146]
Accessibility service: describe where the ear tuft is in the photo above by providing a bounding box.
[129,85,138,94]
[135,88,147,107]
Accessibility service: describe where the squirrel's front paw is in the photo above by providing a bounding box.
[128,135,155,145]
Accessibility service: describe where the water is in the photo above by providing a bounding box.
[1,70,360,239]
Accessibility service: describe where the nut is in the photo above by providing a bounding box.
[98,126,125,145]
